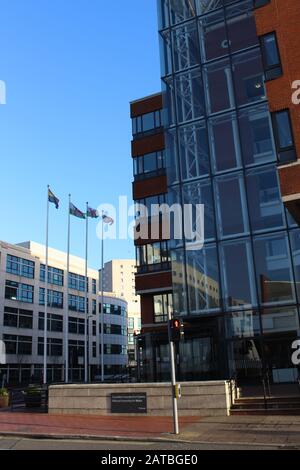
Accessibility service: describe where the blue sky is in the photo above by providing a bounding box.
[0,0,161,269]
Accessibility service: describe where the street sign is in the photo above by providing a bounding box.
[111,393,147,414]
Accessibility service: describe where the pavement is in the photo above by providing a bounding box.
[0,412,300,448]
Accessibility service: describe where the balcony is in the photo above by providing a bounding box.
[136,261,171,275]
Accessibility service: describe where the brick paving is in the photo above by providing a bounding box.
[0,412,300,446]
[0,412,199,439]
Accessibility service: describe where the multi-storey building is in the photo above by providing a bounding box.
[0,240,128,385]
[100,259,141,366]
[132,0,300,386]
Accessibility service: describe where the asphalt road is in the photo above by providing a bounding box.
[0,437,291,451]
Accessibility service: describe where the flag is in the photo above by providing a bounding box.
[87,207,99,219]
[102,214,114,225]
[48,188,59,209]
[70,202,86,219]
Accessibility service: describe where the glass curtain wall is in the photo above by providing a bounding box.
[158,0,300,383]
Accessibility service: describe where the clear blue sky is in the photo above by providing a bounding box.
[0,0,161,269]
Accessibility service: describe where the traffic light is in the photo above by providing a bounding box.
[169,318,184,342]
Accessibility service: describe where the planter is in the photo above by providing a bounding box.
[0,396,9,408]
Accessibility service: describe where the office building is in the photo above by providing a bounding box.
[131,0,300,385]
[0,240,128,385]
[100,259,141,366]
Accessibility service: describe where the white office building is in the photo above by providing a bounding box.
[100,259,141,366]
[0,240,128,385]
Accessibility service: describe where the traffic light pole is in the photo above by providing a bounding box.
[168,312,179,435]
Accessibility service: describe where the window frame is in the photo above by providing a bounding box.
[260,32,282,81]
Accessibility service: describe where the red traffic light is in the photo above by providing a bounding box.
[169,318,184,342]
[172,319,180,329]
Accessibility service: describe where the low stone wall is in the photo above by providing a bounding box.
[49,381,231,417]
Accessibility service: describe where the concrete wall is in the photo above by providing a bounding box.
[49,381,231,417]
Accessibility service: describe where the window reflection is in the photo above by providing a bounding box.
[215,172,249,238]
[226,310,261,339]
[232,49,266,107]
[199,10,227,63]
[246,165,285,232]
[209,112,242,173]
[253,233,296,305]
[239,105,276,166]
[226,1,259,53]
[220,239,257,309]
[186,245,221,313]
[204,58,234,114]
[179,121,210,181]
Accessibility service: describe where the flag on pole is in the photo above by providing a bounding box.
[48,188,59,209]
[70,202,86,219]
[87,207,99,219]
[102,214,114,225]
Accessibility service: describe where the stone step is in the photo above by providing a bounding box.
[230,408,300,416]
[232,402,300,410]
[235,396,300,406]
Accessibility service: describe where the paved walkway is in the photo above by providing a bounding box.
[0,412,300,447]
[0,413,198,440]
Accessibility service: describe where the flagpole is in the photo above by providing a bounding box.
[84,202,89,383]
[43,185,50,385]
[65,194,71,383]
[101,211,104,383]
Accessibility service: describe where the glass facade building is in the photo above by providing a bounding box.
[139,0,300,384]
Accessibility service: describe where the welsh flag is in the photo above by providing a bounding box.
[87,207,99,219]
[69,202,86,219]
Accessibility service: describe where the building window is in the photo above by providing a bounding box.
[3,334,32,355]
[69,294,87,313]
[220,239,257,309]
[92,279,97,294]
[69,340,84,363]
[272,110,297,164]
[154,293,173,323]
[254,0,270,8]
[128,317,134,329]
[68,317,85,335]
[133,151,166,179]
[238,104,276,167]
[132,110,162,136]
[246,165,285,233]
[39,288,63,309]
[92,321,97,336]
[69,273,88,292]
[137,242,171,274]
[128,333,134,345]
[260,32,282,81]
[253,233,296,305]
[40,265,64,286]
[4,307,33,329]
[92,299,97,315]
[38,337,62,357]
[6,255,35,279]
[38,312,63,333]
[5,280,34,303]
